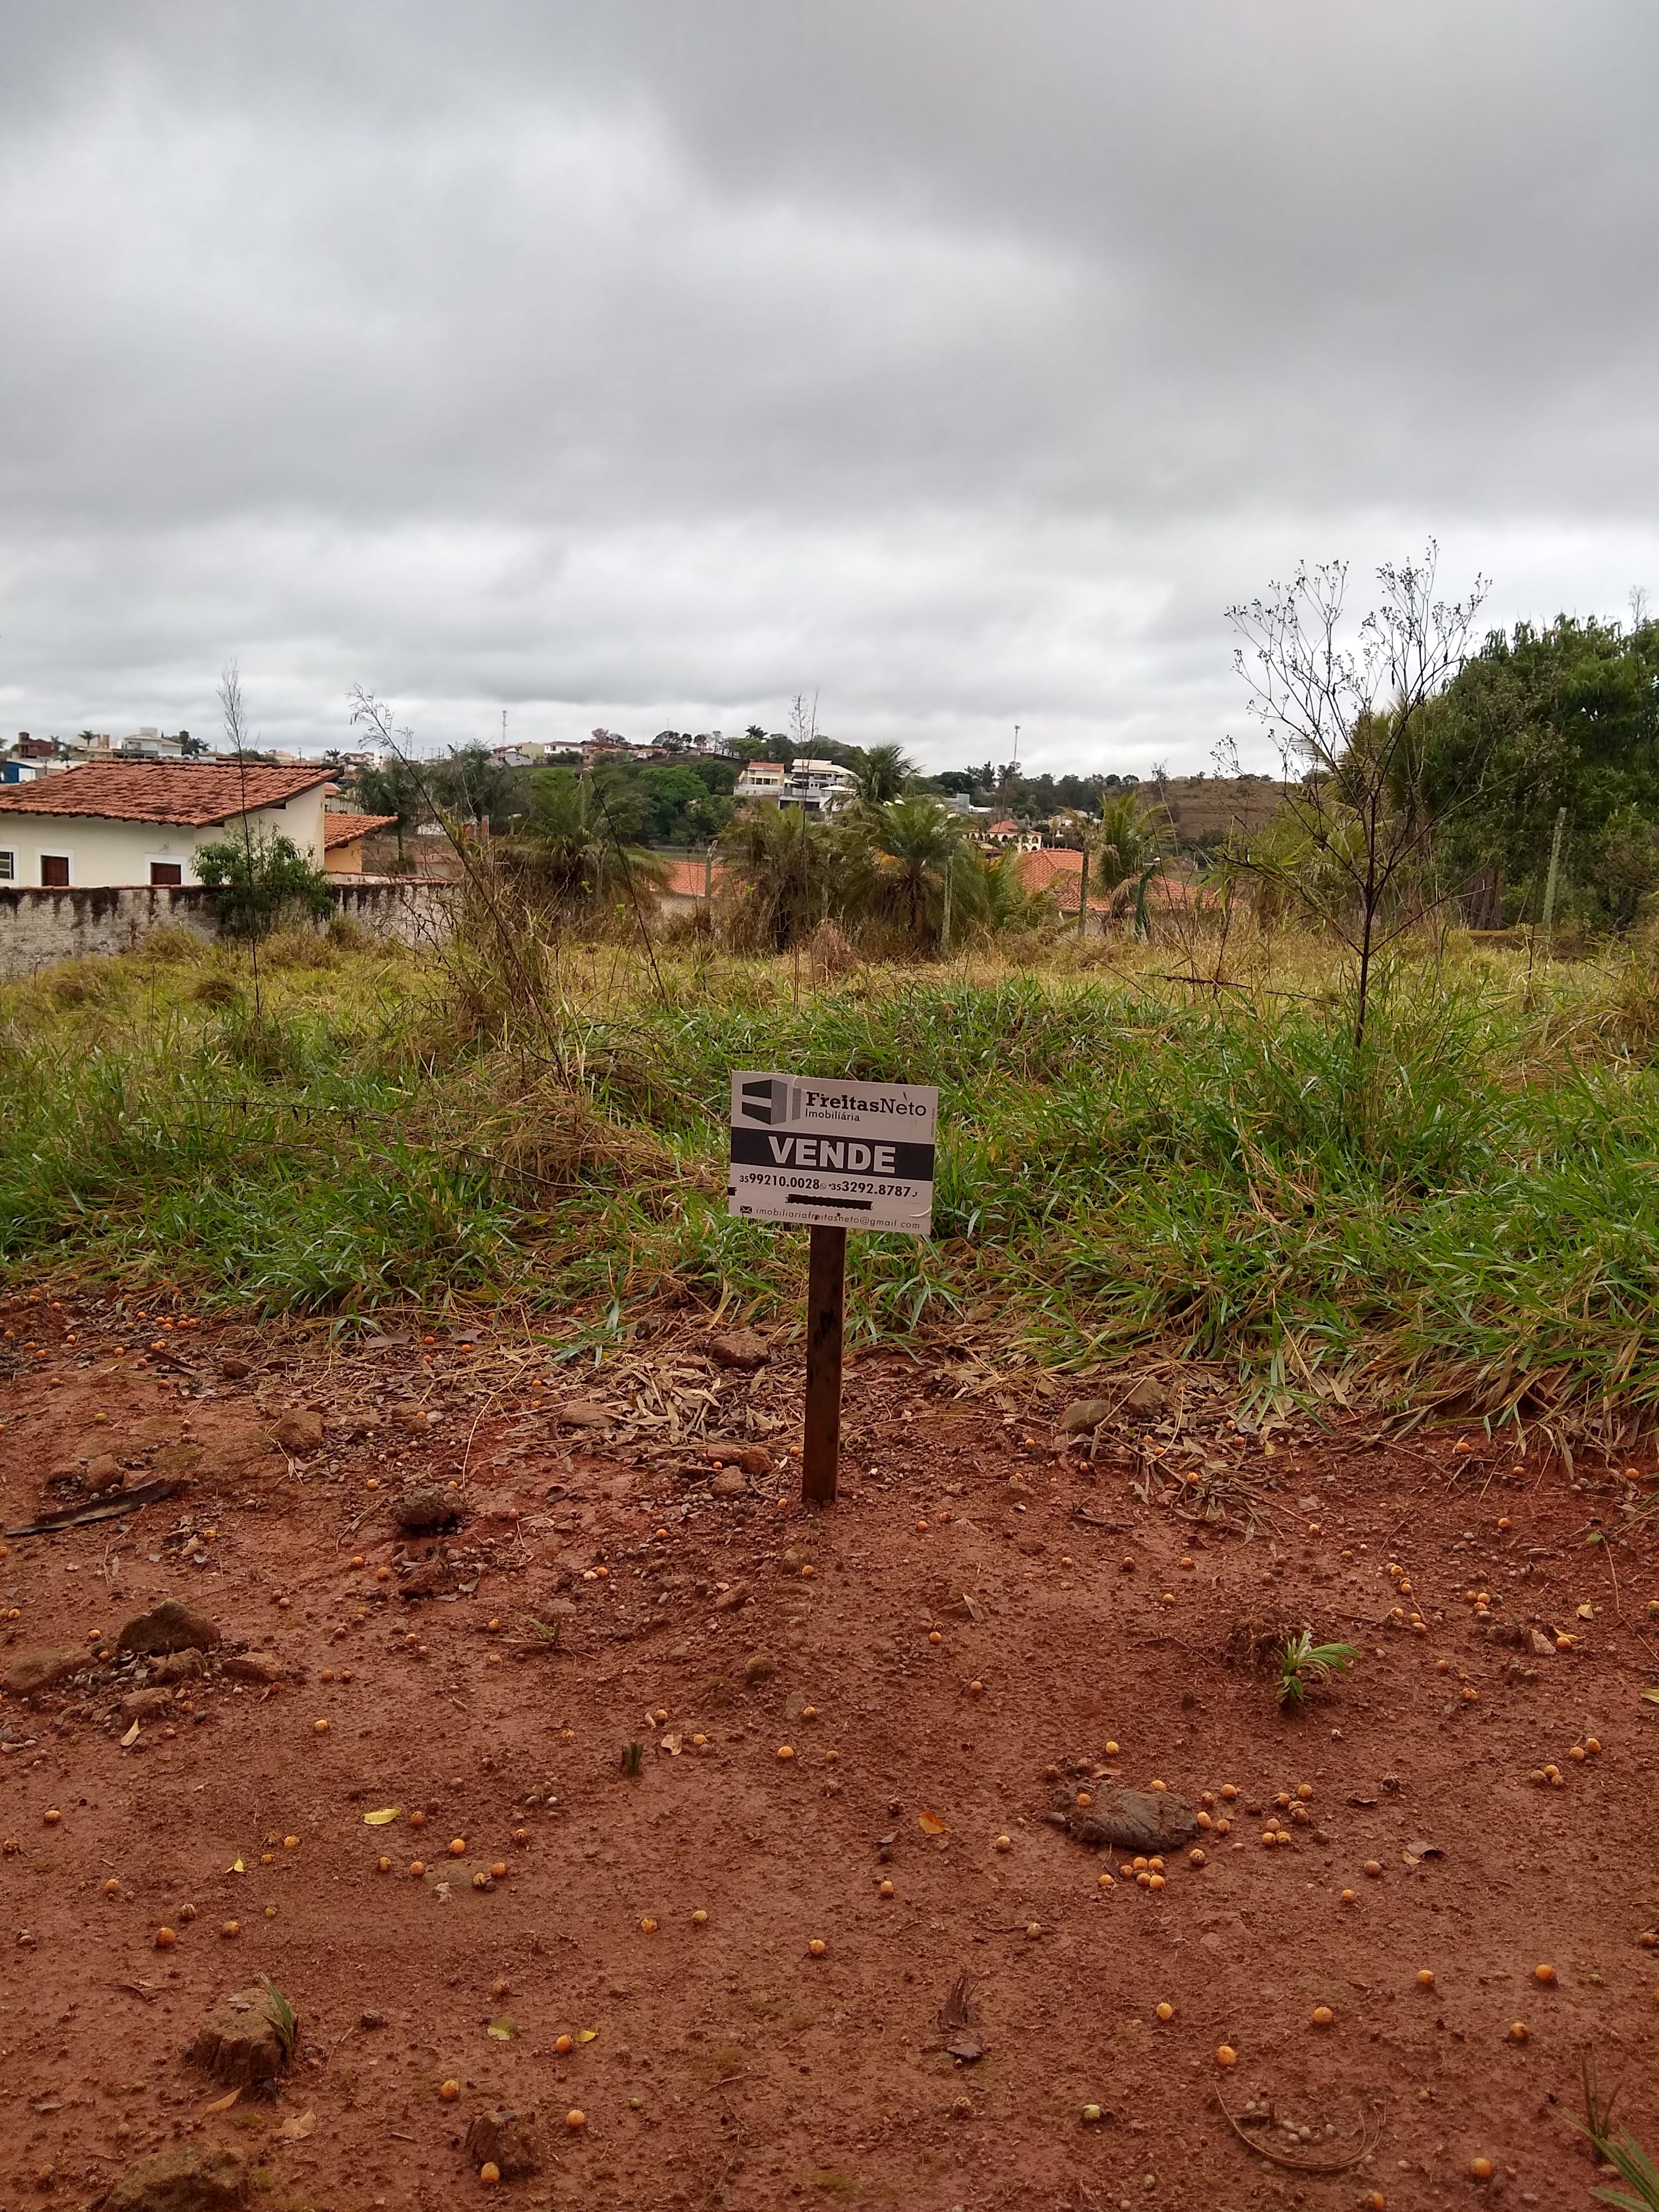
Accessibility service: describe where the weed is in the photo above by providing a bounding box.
[620,1741,644,1777]
[260,1978,299,2061]
[1581,2048,1659,2211]
[1277,1631,1360,1709]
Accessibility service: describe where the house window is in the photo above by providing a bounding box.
[0,849,14,881]
[41,854,70,887]
[150,861,184,887]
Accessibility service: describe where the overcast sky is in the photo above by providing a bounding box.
[2,3,1655,774]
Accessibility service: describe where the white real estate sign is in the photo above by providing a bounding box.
[727,1071,938,1236]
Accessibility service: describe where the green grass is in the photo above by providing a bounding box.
[6,930,1659,1426]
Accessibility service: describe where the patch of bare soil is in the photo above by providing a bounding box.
[3,1290,1657,2211]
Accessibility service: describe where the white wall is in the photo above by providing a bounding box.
[0,786,327,889]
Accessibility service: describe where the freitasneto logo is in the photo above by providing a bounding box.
[739,1077,795,1125]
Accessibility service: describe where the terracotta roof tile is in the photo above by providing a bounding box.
[0,761,335,827]
[322,812,397,848]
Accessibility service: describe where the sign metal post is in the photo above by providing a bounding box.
[728,1072,939,1507]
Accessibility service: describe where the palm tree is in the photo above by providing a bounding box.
[1092,790,1161,902]
[852,743,915,806]
[869,796,965,944]
[508,769,665,914]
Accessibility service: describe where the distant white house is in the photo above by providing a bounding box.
[0,760,335,888]
[733,757,859,818]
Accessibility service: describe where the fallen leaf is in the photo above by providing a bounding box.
[576,2027,598,2044]
[661,1732,683,1756]
[277,2110,315,2143]
[201,2089,241,2115]
[1641,1688,1659,1706]
[1576,1603,1595,1620]
[919,1811,947,1836]
[120,1721,140,1748]
[226,1858,245,1875]
[487,2017,517,2041]
[363,1808,401,1826]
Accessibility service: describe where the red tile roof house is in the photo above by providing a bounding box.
[0,761,336,888]
[321,812,398,875]
[1017,847,1208,934]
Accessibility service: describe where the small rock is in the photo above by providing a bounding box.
[463,2108,542,2181]
[712,1582,752,1612]
[84,1454,126,1496]
[392,1406,437,1434]
[101,2143,251,2211]
[153,1649,207,1685]
[1060,1399,1114,1436]
[220,1653,287,1686]
[118,1602,221,1658]
[120,1688,177,1722]
[707,1329,768,1369]
[1,1647,89,1698]
[555,1400,614,1428]
[189,1986,295,2085]
[1528,1628,1556,1658]
[1121,1377,1168,1415]
[270,1411,324,1454]
[359,2009,386,2029]
[710,1469,749,1500]
[219,1358,253,1381]
[395,1487,458,1535]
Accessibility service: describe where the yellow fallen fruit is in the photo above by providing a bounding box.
[480,2162,500,2185]
[440,2080,461,2101]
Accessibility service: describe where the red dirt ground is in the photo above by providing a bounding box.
[3,1286,1658,2212]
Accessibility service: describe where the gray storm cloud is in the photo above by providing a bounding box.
[1,2,1654,768]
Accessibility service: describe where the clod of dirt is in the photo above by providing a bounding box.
[152,1444,204,1480]
[269,1410,325,1454]
[1122,1378,1168,1415]
[219,1358,253,1380]
[394,1486,458,1535]
[1048,1784,1199,1853]
[710,1469,749,1500]
[743,1654,777,1684]
[153,1649,207,1685]
[463,2107,542,2180]
[1060,1399,1114,1435]
[1,1646,90,1697]
[706,1443,774,1476]
[220,1653,287,1685]
[118,1601,222,1658]
[707,1329,769,1369]
[97,2143,251,2212]
[712,1581,752,1611]
[188,1986,295,2085]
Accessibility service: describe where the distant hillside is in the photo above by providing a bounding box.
[1149,773,1285,851]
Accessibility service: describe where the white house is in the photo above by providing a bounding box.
[733,757,859,818]
[0,761,335,888]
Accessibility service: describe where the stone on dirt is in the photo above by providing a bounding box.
[1528,1628,1556,1657]
[463,2108,542,2180]
[99,2144,251,2212]
[1060,1399,1114,1435]
[394,1486,457,1534]
[188,1985,295,2084]
[710,1469,749,1499]
[153,1648,207,1684]
[83,1453,126,1495]
[118,1601,221,1657]
[2,1646,90,1697]
[270,1409,325,1453]
[556,1400,614,1428]
[707,1328,768,1368]
[120,1688,177,1722]
[220,1653,287,1685]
